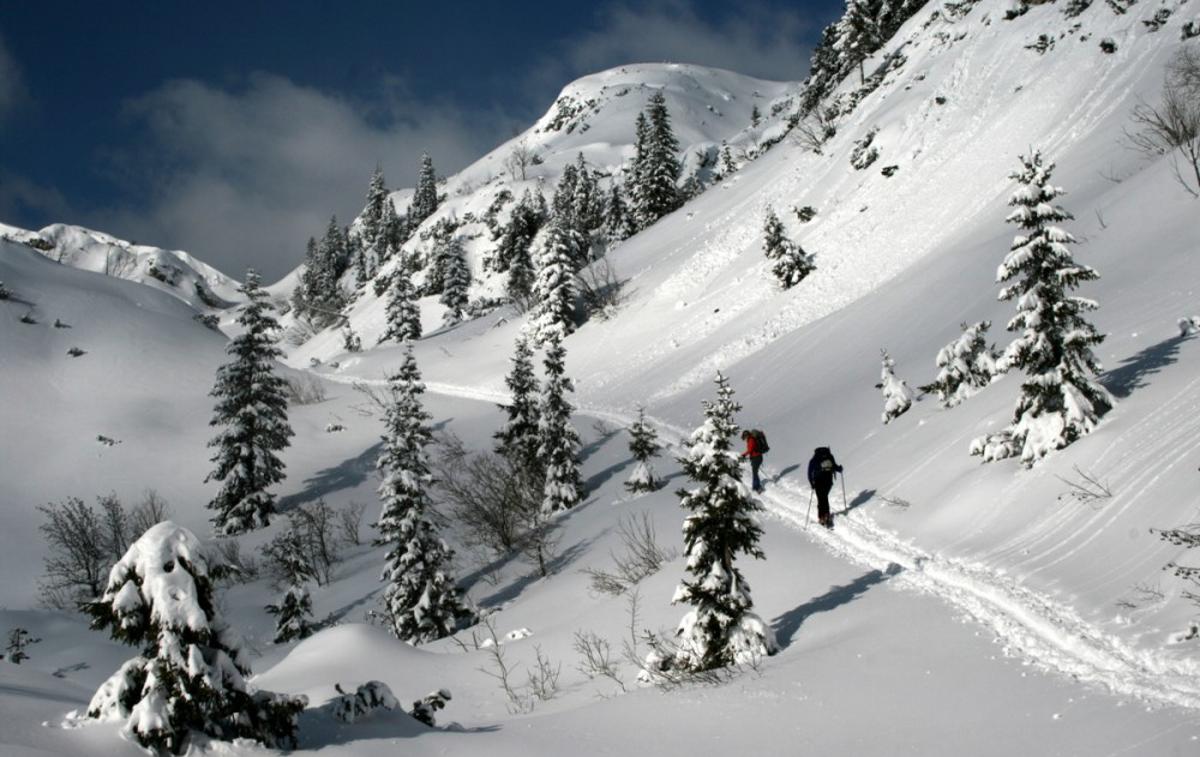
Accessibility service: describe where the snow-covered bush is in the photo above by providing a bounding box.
[655,373,777,674]
[84,522,306,753]
[625,407,662,494]
[1179,315,1200,336]
[4,627,41,664]
[410,689,453,726]
[923,321,999,408]
[0,280,11,299]
[330,681,399,723]
[971,152,1113,465]
[850,128,880,170]
[879,350,915,424]
[761,207,816,290]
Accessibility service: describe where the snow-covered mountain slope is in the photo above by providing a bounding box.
[287,63,793,361]
[5,1,1200,755]
[0,221,242,310]
[311,0,1200,668]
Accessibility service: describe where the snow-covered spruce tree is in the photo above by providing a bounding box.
[410,153,440,229]
[263,528,318,643]
[655,372,776,674]
[84,522,305,753]
[762,207,816,289]
[880,349,915,424]
[378,259,421,345]
[294,216,349,327]
[840,0,883,85]
[971,152,1113,465]
[439,235,471,327]
[206,270,293,535]
[604,182,634,245]
[538,328,583,514]
[625,406,662,494]
[924,321,998,408]
[531,219,578,345]
[633,91,681,230]
[358,165,388,269]
[494,334,542,476]
[375,345,474,643]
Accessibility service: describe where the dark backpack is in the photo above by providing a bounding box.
[751,429,769,454]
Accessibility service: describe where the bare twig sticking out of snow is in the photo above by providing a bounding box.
[1054,465,1113,508]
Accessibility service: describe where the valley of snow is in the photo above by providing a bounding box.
[3,0,1200,754]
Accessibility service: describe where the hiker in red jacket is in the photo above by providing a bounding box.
[741,429,765,493]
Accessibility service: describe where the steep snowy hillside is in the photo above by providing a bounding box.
[0,222,241,310]
[4,1,1200,755]
[310,0,1200,681]
[287,64,793,361]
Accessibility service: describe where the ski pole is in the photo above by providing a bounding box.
[840,473,848,515]
[805,489,814,528]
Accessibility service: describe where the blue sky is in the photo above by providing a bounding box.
[0,0,841,278]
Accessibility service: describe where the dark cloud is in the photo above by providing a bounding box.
[97,73,517,280]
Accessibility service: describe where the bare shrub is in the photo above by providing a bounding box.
[37,497,108,609]
[339,501,368,546]
[477,616,533,714]
[128,489,170,536]
[793,106,838,154]
[575,257,627,321]
[584,512,677,596]
[504,139,535,182]
[433,434,559,575]
[209,536,261,584]
[288,499,341,585]
[1054,465,1113,508]
[573,629,626,693]
[350,380,396,419]
[526,645,561,701]
[284,374,328,405]
[1125,46,1200,196]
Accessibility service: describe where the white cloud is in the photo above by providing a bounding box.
[100,73,517,280]
[535,0,816,90]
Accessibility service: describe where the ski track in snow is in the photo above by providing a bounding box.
[329,372,1200,712]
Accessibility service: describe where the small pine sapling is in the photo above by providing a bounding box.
[923,321,999,407]
[84,522,305,753]
[263,528,318,643]
[879,349,915,423]
[410,689,452,726]
[625,407,663,494]
[761,207,816,289]
[4,627,41,664]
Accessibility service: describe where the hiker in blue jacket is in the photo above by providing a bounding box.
[808,447,843,529]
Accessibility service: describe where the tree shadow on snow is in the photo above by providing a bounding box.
[278,442,384,512]
[841,488,877,515]
[1101,333,1193,399]
[294,706,498,750]
[477,534,601,609]
[771,563,903,649]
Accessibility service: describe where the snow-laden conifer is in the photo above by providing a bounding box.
[439,235,471,326]
[410,153,439,229]
[538,329,583,513]
[625,407,662,494]
[531,219,578,344]
[971,152,1113,465]
[84,522,305,753]
[633,91,681,230]
[659,373,776,673]
[205,270,293,535]
[376,345,474,643]
[379,258,421,345]
[263,527,317,643]
[926,321,998,408]
[761,207,816,289]
[880,349,915,424]
[604,182,634,245]
[494,334,541,475]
